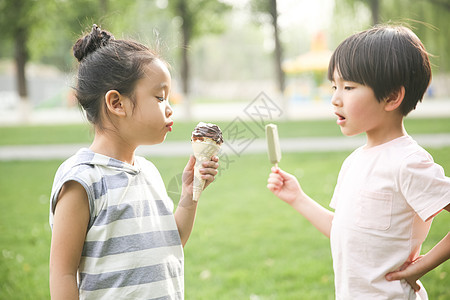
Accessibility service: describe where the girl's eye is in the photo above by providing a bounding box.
[156,96,165,102]
[331,85,337,91]
[344,86,355,90]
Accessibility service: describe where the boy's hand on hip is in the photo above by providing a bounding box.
[385,257,424,292]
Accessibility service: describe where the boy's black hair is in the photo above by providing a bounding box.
[328,25,431,116]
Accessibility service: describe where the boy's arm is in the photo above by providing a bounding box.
[290,191,335,238]
[50,181,90,300]
[386,204,450,291]
[267,167,334,238]
[174,155,218,247]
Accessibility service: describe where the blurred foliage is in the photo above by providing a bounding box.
[0,0,39,42]
[250,0,275,23]
[332,0,450,72]
[0,0,449,77]
[0,0,175,71]
[167,0,231,39]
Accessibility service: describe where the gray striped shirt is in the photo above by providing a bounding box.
[50,148,184,299]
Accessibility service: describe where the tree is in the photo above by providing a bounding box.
[166,0,230,118]
[0,0,37,121]
[168,0,231,95]
[250,0,285,93]
[0,0,108,121]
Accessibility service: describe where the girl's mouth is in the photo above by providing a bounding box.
[166,121,174,132]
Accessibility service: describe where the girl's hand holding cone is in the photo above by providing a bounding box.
[179,155,219,206]
[175,154,219,247]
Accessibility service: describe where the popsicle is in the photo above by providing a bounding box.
[265,123,281,167]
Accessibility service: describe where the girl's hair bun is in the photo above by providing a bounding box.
[73,24,115,62]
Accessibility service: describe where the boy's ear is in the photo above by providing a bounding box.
[384,86,405,112]
[105,90,127,117]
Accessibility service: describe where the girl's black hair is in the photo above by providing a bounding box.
[328,25,431,116]
[73,24,160,127]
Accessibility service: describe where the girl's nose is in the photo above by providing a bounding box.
[166,101,173,118]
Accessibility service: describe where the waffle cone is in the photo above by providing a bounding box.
[191,140,221,201]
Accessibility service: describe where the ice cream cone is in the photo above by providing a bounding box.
[190,122,223,201]
[192,139,221,201]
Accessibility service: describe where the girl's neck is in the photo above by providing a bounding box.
[89,128,136,165]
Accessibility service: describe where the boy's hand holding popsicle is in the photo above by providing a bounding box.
[266,123,333,237]
[265,124,303,205]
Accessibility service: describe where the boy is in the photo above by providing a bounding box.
[267,25,450,299]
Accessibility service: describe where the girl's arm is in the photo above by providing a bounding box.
[49,181,90,300]
[267,167,334,238]
[174,155,219,247]
[386,204,450,291]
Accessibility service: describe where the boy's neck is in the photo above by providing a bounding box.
[365,116,407,149]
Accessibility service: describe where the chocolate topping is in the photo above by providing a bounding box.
[191,122,223,145]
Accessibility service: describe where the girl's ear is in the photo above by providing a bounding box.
[105,90,126,117]
[384,86,405,112]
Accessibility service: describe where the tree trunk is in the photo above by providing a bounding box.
[178,0,190,96]
[269,0,285,94]
[370,0,380,25]
[181,27,190,96]
[15,27,28,98]
[99,0,108,14]
[15,25,31,123]
[268,0,288,118]
[177,0,192,119]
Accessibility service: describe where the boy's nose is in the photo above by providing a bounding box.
[331,93,342,107]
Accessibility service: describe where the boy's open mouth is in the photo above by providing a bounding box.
[335,112,345,120]
[335,112,346,125]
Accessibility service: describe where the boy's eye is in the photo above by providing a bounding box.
[156,96,165,102]
[331,85,337,91]
[344,86,355,90]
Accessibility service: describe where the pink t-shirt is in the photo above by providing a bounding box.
[330,135,450,299]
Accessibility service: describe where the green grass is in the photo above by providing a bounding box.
[1,148,449,299]
[0,123,94,146]
[0,117,449,145]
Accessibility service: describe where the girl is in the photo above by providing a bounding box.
[267,25,450,299]
[49,25,219,299]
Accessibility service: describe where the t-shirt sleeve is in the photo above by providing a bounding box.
[399,151,450,221]
[50,168,96,230]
